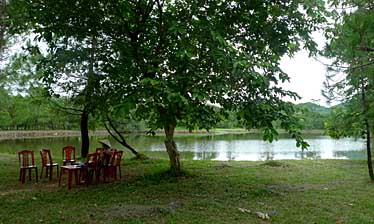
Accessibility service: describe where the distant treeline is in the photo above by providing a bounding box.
[295,102,331,130]
[0,89,79,130]
[215,102,332,131]
[0,89,332,132]
[0,88,151,131]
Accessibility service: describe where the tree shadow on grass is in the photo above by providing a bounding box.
[127,168,195,186]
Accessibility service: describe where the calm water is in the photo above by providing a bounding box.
[0,133,367,161]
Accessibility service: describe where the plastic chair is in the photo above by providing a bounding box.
[18,150,38,183]
[40,149,59,180]
[62,146,76,165]
[95,147,104,154]
[83,152,100,184]
[108,150,123,180]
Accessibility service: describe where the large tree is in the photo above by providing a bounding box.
[9,0,327,175]
[8,0,113,157]
[324,0,374,180]
[103,0,327,175]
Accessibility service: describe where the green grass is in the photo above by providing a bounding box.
[1,153,374,223]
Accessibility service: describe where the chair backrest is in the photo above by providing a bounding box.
[85,152,98,167]
[111,150,123,167]
[95,147,104,154]
[18,150,35,167]
[40,149,53,166]
[62,146,76,161]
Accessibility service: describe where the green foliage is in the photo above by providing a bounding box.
[324,0,374,139]
[325,101,365,138]
[0,0,7,55]
[295,102,331,130]
[0,90,81,130]
[216,110,243,129]
[7,1,329,155]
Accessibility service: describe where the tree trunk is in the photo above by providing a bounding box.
[80,110,89,158]
[365,119,374,181]
[361,76,374,181]
[164,123,181,176]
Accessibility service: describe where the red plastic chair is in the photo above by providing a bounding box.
[95,147,104,154]
[40,149,59,180]
[18,150,38,183]
[62,146,76,165]
[108,150,123,180]
[83,152,100,184]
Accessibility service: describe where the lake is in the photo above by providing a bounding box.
[0,133,367,161]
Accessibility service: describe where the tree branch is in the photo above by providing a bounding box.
[105,114,139,156]
[315,57,374,71]
[49,100,83,116]
[358,46,374,52]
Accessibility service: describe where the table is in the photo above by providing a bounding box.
[58,165,81,190]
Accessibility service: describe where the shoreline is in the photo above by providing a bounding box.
[0,129,325,140]
[0,130,110,140]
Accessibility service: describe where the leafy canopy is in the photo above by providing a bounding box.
[8,0,328,149]
[324,0,374,138]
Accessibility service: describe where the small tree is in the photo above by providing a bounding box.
[324,0,374,180]
[7,1,113,157]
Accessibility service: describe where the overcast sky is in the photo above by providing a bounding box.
[280,51,328,106]
[279,32,331,107]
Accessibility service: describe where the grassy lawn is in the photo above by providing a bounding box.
[1,153,374,223]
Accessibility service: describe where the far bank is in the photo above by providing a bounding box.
[0,129,325,140]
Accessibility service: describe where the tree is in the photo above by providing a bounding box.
[324,0,374,180]
[102,0,327,175]
[325,102,364,138]
[0,88,12,128]
[8,0,327,175]
[7,0,112,157]
[295,102,331,130]
[0,0,6,54]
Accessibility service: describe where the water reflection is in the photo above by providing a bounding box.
[173,134,366,161]
[0,133,367,161]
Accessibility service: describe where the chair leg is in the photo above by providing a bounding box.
[40,166,44,179]
[96,169,100,184]
[35,167,38,183]
[56,165,59,178]
[67,170,73,190]
[88,170,93,186]
[74,170,79,186]
[19,169,23,183]
[49,167,53,180]
[22,169,26,184]
[113,168,117,180]
[28,169,32,181]
[59,168,63,186]
[119,166,121,180]
[56,165,58,176]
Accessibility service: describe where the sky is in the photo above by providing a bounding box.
[280,51,328,106]
[279,32,332,107]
